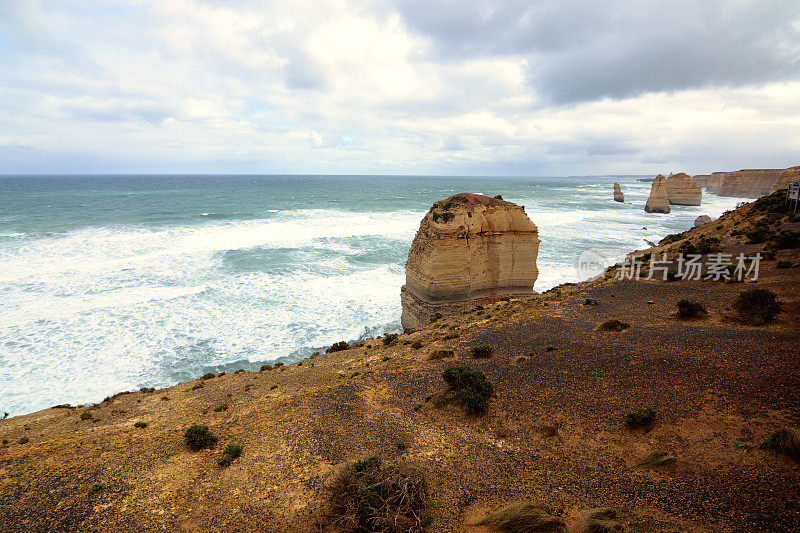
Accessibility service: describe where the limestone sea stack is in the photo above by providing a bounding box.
[401,193,539,330]
[613,182,624,202]
[665,172,702,205]
[644,175,671,213]
[770,166,800,192]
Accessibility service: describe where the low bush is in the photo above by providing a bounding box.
[777,260,794,269]
[140,387,155,394]
[411,340,423,349]
[17,437,29,445]
[545,346,557,352]
[584,298,598,306]
[260,364,272,371]
[776,230,800,249]
[734,288,781,325]
[324,456,430,532]
[428,349,454,360]
[625,407,656,428]
[134,421,147,429]
[213,403,228,412]
[677,299,707,319]
[752,190,789,213]
[442,332,460,340]
[660,233,685,245]
[200,372,216,380]
[576,508,624,533]
[474,502,567,533]
[52,404,72,409]
[88,483,104,496]
[80,411,93,421]
[383,334,399,346]
[436,366,495,414]
[471,345,494,358]
[597,319,630,332]
[760,427,800,461]
[218,443,244,467]
[327,341,349,353]
[184,424,217,450]
[191,382,204,390]
[634,450,676,468]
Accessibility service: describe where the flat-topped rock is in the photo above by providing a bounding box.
[644,175,671,213]
[665,172,702,205]
[401,193,539,329]
[694,215,712,227]
[613,182,624,202]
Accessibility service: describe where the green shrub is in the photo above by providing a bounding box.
[270,384,278,390]
[88,483,104,496]
[325,456,430,532]
[260,364,272,371]
[584,298,598,306]
[625,407,656,428]
[191,382,204,390]
[734,288,781,325]
[545,346,557,352]
[777,260,794,269]
[429,312,443,323]
[52,404,72,409]
[213,403,228,412]
[776,230,800,249]
[660,233,685,245]
[327,341,349,353]
[80,411,93,421]
[475,502,567,533]
[184,424,217,450]
[383,333,399,346]
[760,427,800,461]
[411,340,423,349]
[17,437,29,445]
[218,443,244,467]
[140,387,155,393]
[598,319,630,332]
[753,190,789,213]
[677,299,707,319]
[200,372,216,380]
[471,345,494,358]
[443,332,460,340]
[134,421,147,429]
[428,349,455,360]
[438,366,495,414]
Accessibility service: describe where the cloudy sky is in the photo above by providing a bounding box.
[1,0,799,176]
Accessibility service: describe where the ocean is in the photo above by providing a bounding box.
[0,175,747,416]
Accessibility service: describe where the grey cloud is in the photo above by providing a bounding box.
[396,0,800,104]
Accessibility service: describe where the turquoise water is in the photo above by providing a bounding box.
[0,175,747,415]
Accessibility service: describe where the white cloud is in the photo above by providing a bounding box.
[0,0,798,174]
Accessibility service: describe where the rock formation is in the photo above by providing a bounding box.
[694,215,712,227]
[716,169,783,197]
[613,182,624,202]
[692,174,710,187]
[401,193,539,330]
[644,175,670,214]
[665,172,702,205]
[770,166,800,192]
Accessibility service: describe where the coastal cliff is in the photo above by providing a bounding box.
[699,169,786,197]
[644,174,670,213]
[665,172,701,205]
[771,166,800,192]
[401,193,539,329]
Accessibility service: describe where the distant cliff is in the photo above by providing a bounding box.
[696,168,787,197]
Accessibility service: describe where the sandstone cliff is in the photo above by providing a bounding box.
[665,172,701,205]
[692,174,710,187]
[700,169,783,197]
[613,182,624,202]
[401,193,539,329]
[770,166,800,192]
[644,175,670,213]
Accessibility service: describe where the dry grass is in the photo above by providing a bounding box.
[634,450,676,469]
[760,427,800,461]
[474,502,567,533]
[576,508,624,533]
[323,456,430,532]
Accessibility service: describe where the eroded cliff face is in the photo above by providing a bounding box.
[770,166,800,193]
[644,175,670,213]
[665,172,701,205]
[716,169,783,197]
[613,182,624,202]
[401,193,539,330]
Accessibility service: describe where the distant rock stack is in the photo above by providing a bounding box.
[613,182,624,202]
[694,215,712,227]
[644,175,671,214]
[665,172,702,205]
[401,193,540,330]
[770,166,800,193]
